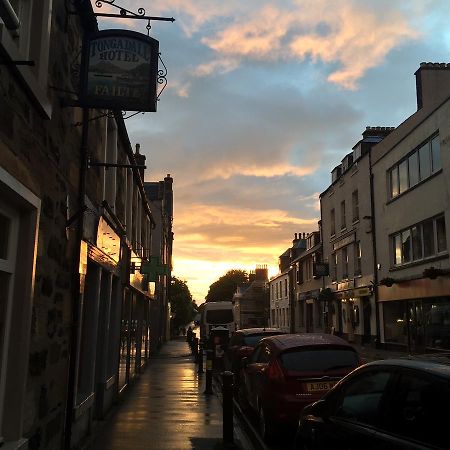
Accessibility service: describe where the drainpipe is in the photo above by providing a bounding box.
[368,150,381,348]
[63,107,89,450]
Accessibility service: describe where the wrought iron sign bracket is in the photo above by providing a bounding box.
[88,157,146,170]
[0,60,34,66]
[94,1,175,35]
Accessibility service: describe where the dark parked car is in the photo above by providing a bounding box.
[294,355,450,450]
[238,333,361,441]
[225,327,284,376]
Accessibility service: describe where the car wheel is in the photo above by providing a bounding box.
[258,403,274,443]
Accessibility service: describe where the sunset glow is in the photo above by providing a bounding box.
[107,0,450,301]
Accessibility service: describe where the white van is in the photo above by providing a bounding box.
[200,301,235,341]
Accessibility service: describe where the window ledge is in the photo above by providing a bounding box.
[1,438,28,450]
[73,392,95,420]
[389,252,449,271]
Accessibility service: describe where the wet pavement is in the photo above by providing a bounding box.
[87,337,254,450]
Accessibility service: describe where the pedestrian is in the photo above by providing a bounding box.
[186,326,193,343]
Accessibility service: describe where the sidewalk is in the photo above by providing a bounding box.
[351,342,409,362]
[86,337,254,450]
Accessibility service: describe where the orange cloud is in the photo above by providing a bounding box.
[199,1,418,88]
[201,162,317,180]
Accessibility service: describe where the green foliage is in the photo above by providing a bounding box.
[170,277,197,328]
[205,269,248,303]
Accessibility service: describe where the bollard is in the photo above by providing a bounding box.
[204,349,213,395]
[222,371,234,445]
[190,332,196,353]
[197,341,204,373]
[193,337,199,360]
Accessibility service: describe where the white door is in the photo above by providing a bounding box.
[0,199,19,441]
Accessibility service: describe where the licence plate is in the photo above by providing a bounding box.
[304,381,336,392]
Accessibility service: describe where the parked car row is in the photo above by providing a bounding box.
[226,328,450,450]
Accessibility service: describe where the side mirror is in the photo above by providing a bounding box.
[241,357,248,368]
[303,399,329,419]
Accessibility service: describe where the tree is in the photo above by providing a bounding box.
[170,277,197,329]
[205,269,248,303]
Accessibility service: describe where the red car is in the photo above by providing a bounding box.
[239,333,361,442]
[225,328,285,376]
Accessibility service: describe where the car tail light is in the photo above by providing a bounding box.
[267,358,285,382]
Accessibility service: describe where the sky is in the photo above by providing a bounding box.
[95,0,450,302]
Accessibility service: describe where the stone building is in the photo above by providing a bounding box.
[0,2,169,449]
[269,234,306,332]
[233,265,269,329]
[144,175,174,350]
[292,230,324,333]
[372,63,450,353]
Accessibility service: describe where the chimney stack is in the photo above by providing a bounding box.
[134,143,146,182]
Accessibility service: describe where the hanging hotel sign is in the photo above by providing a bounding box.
[80,29,159,112]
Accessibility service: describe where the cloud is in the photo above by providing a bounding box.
[201,1,419,89]
[203,162,317,180]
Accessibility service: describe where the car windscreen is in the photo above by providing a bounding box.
[244,333,282,347]
[205,309,234,324]
[280,348,359,373]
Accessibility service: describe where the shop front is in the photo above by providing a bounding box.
[331,284,373,345]
[380,277,450,353]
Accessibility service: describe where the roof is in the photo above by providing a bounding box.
[262,333,353,351]
[363,355,450,378]
[235,328,283,335]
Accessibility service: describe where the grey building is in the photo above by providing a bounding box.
[293,230,324,333]
[372,63,450,353]
[320,127,394,345]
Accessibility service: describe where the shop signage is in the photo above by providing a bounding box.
[80,29,159,112]
[313,262,329,277]
[333,233,355,251]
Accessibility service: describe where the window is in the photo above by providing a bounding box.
[354,241,361,276]
[389,134,441,199]
[431,135,442,172]
[0,168,40,444]
[342,247,348,279]
[333,370,392,426]
[331,208,336,236]
[0,1,53,109]
[386,372,450,449]
[331,253,337,281]
[352,190,359,222]
[280,348,359,373]
[391,215,447,266]
[408,152,419,187]
[340,201,346,230]
[284,278,288,297]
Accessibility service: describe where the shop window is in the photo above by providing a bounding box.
[383,302,408,345]
[423,300,450,349]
